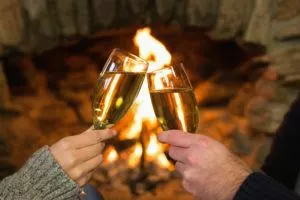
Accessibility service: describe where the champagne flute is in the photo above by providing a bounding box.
[92,48,148,130]
[147,63,199,133]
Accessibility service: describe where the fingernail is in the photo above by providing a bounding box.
[158,132,167,142]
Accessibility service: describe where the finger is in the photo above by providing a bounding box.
[75,142,105,163]
[175,161,187,176]
[82,127,117,142]
[72,128,116,149]
[79,155,103,175]
[69,155,103,181]
[169,146,188,163]
[158,130,197,148]
[77,171,93,187]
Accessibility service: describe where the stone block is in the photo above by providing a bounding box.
[208,0,254,40]
[186,0,218,27]
[245,96,292,134]
[172,0,187,25]
[128,0,148,16]
[156,0,175,22]
[275,21,300,41]
[242,0,271,46]
[92,0,116,28]
[56,0,77,36]
[22,0,58,39]
[0,0,19,12]
[75,0,90,34]
[0,5,21,45]
[274,0,300,21]
[232,130,253,156]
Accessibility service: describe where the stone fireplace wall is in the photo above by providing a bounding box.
[1,0,299,134]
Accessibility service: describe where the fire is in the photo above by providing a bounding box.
[134,28,171,71]
[157,154,174,171]
[133,27,172,123]
[146,133,164,160]
[133,27,173,170]
[146,133,173,170]
[104,146,119,164]
[119,120,142,140]
[128,143,143,168]
[106,27,174,170]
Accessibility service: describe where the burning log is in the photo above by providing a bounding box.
[106,138,137,152]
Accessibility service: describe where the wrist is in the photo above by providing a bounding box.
[224,156,252,200]
[227,170,251,200]
[18,146,79,199]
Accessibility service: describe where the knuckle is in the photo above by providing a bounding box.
[183,170,192,181]
[175,162,183,173]
[94,133,103,143]
[67,155,77,167]
[196,136,210,147]
[60,138,72,149]
[167,132,174,142]
[183,170,189,179]
[168,147,175,158]
[72,168,84,179]
[186,154,196,164]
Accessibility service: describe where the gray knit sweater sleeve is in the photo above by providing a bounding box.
[0,146,80,200]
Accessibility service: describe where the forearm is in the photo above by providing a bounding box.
[0,146,79,200]
[262,95,300,189]
[234,172,300,200]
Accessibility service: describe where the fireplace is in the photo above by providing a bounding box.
[1,0,300,199]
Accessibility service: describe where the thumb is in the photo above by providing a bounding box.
[158,130,195,148]
[73,127,117,148]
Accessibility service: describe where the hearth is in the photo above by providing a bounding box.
[1,25,262,199]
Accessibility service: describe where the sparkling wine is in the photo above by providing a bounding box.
[150,88,199,133]
[93,71,145,129]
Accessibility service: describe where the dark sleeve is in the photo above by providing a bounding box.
[234,172,300,200]
[261,95,300,189]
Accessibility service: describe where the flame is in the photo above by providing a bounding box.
[146,133,163,160]
[119,119,142,140]
[131,27,173,170]
[134,27,171,71]
[128,143,143,168]
[157,154,174,171]
[104,146,119,164]
[133,27,172,122]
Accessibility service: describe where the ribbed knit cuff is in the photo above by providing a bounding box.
[0,146,80,200]
[234,172,300,200]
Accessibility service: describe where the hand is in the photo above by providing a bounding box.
[158,130,251,200]
[50,127,116,186]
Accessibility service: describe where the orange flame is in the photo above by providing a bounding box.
[157,154,174,171]
[133,27,172,122]
[134,28,171,71]
[146,133,164,160]
[128,143,143,168]
[132,28,173,170]
[104,146,119,164]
